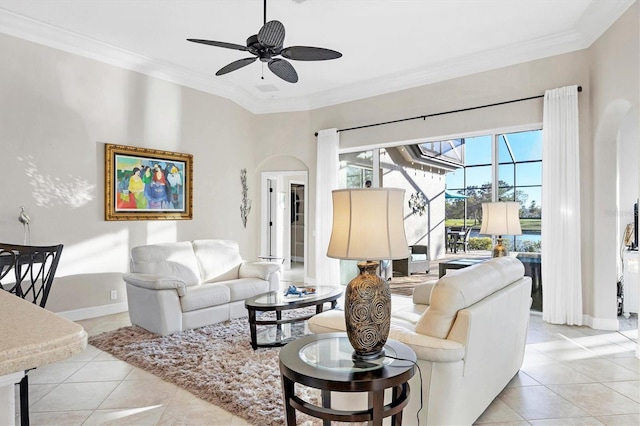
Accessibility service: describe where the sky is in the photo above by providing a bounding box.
[445,129,542,209]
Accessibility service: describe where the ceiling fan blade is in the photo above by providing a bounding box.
[280,46,342,61]
[268,58,298,83]
[187,39,250,52]
[216,57,257,76]
[258,20,285,48]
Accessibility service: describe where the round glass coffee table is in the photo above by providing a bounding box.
[279,332,416,426]
[244,286,342,349]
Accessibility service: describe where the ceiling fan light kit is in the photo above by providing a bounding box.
[187,1,341,83]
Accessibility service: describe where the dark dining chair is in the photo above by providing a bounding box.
[0,243,64,426]
[454,228,472,253]
[446,227,463,253]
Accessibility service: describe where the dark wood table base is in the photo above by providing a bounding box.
[279,333,416,426]
[284,379,410,426]
[247,299,338,349]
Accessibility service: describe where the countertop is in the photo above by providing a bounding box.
[0,289,88,376]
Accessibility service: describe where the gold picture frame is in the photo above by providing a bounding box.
[105,144,193,221]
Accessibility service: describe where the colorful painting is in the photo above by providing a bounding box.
[105,144,193,221]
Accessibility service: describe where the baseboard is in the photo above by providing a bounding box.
[56,302,128,321]
[582,314,620,331]
[534,311,619,331]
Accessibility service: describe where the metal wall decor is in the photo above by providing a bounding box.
[408,192,427,216]
[240,169,251,228]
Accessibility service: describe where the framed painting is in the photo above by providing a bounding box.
[105,144,193,221]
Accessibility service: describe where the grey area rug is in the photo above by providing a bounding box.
[89,315,321,426]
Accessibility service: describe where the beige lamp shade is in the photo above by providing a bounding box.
[480,202,523,236]
[327,188,409,261]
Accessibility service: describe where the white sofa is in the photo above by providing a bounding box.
[308,256,532,425]
[123,239,280,336]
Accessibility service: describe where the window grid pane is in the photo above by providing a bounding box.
[445,129,542,253]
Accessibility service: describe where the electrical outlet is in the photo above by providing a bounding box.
[110,290,117,300]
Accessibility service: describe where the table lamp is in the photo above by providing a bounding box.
[480,201,522,257]
[327,188,409,361]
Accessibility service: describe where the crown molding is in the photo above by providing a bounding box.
[218,26,588,114]
[1,1,634,115]
[577,0,636,46]
[239,0,638,113]
[0,9,264,113]
[302,29,586,111]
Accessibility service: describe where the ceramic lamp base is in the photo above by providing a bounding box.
[492,237,509,257]
[344,261,391,362]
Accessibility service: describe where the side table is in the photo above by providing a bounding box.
[279,332,416,426]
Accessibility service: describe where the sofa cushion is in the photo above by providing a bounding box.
[415,257,524,338]
[308,306,464,362]
[215,277,270,302]
[192,240,242,283]
[308,309,345,333]
[130,242,201,287]
[180,283,230,313]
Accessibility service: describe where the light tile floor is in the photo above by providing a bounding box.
[16,263,640,425]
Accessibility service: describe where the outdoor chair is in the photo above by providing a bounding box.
[392,245,430,276]
[446,227,464,252]
[0,243,64,426]
[454,228,472,253]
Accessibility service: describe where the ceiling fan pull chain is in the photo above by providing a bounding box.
[261,63,265,80]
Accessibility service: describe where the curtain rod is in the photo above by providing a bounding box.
[314,85,582,136]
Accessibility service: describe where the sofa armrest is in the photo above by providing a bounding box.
[123,273,188,297]
[239,261,280,281]
[412,282,436,305]
[389,326,465,362]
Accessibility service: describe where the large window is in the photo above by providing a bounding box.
[445,129,542,253]
[498,130,542,252]
[446,135,493,229]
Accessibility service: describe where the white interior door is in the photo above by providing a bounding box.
[261,171,308,279]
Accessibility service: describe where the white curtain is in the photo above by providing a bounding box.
[542,85,583,325]
[315,129,341,285]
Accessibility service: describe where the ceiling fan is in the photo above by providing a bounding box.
[187,0,342,83]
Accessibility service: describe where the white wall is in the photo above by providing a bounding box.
[0,34,261,315]
[588,2,639,328]
[1,3,637,327]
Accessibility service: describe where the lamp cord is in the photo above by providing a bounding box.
[385,355,424,426]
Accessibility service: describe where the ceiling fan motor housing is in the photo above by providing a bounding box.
[246,34,278,62]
